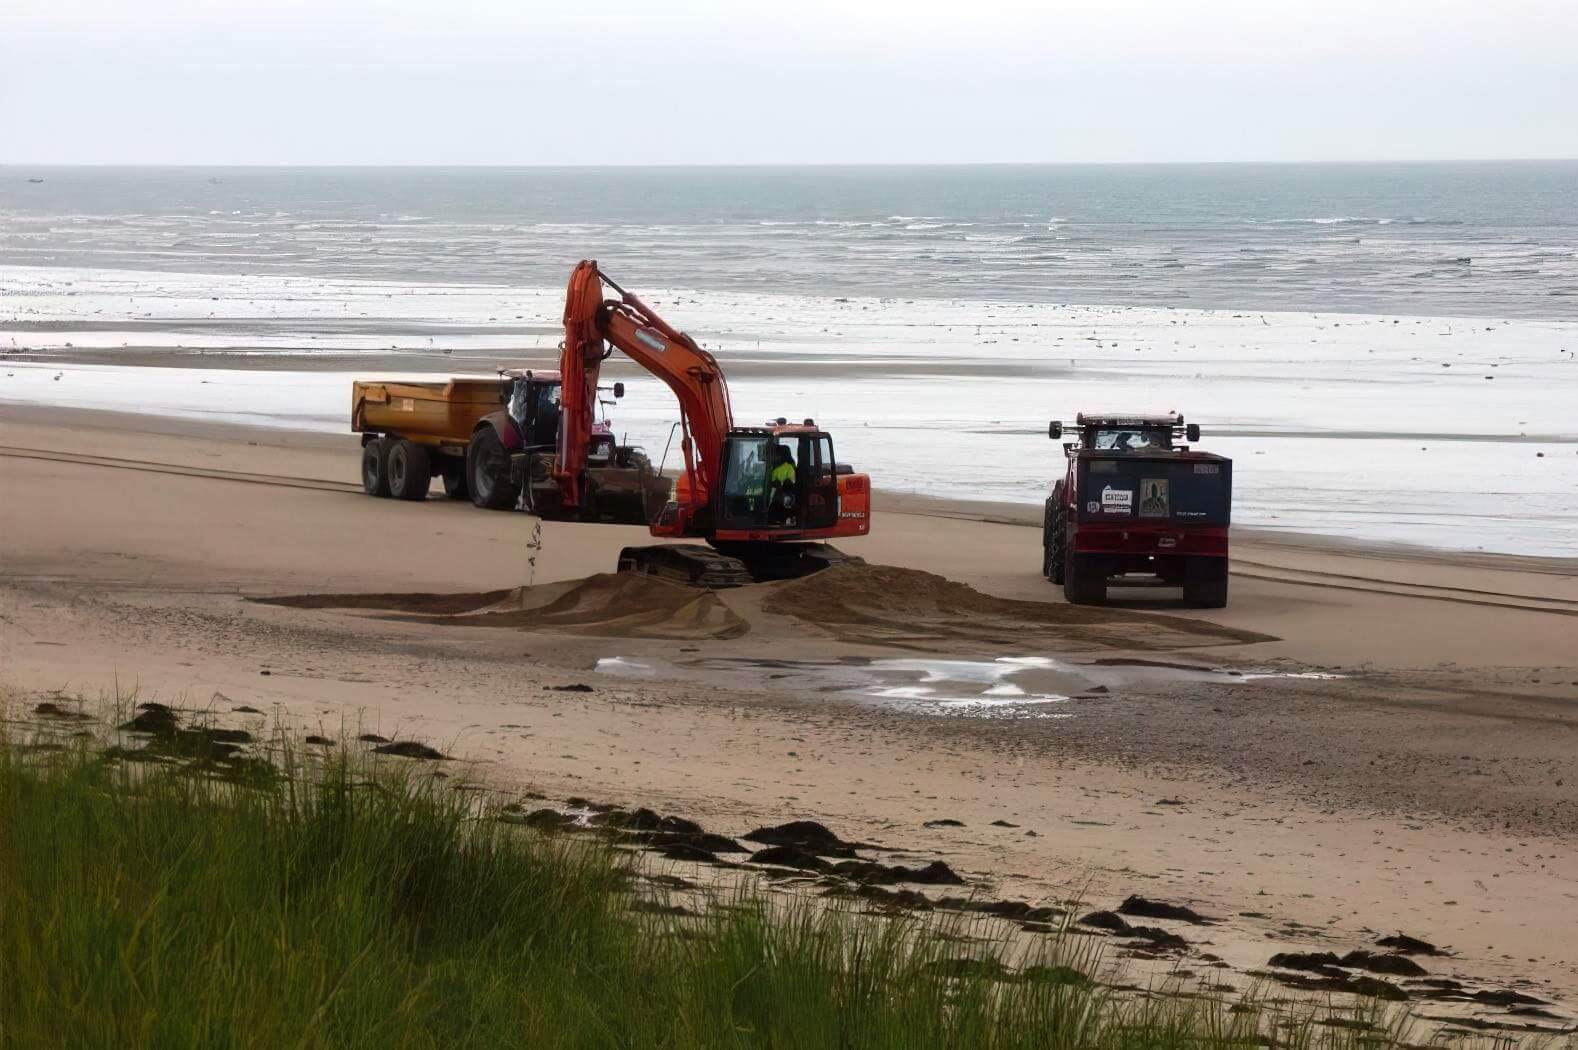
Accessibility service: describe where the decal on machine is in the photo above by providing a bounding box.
[633,327,668,353]
[1138,478,1170,518]
[1100,486,1133,514]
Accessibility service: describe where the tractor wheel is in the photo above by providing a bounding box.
[1047,498,1073,581]
[361,439,391,497]
[386,440,431,501]
[467,426,519,510]
[1182,557,1229,608]
[1063,550,1108,606]
[441,459,469,500]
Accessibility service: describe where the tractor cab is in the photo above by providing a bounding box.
[1050,412,1200,455]
[504,369,627,460]
[715,420,843,533]
[503,370,565,450]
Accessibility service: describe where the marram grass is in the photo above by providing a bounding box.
[0,724,1432,1049]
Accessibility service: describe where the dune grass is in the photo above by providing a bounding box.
[0,728,1417,1049]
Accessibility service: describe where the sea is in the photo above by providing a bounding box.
[2,163,1576,557]
[3,163,1577,317]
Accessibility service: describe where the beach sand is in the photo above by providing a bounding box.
[3,403,1577,1018]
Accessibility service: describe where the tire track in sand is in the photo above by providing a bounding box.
[5,443,1575,619]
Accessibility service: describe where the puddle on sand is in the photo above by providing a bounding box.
[858,657,1074,718]
[592,654,1345,721]
[595,655,1075,720]
[595,657,656,676]
[1075,658,1345,690]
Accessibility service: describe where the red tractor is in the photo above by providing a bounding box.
[1042,413,1232,607]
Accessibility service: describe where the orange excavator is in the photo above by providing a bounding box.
[554,260,871,586]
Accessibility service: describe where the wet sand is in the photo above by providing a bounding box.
[3,405,1578,1018]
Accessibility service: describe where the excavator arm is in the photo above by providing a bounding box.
[557,260,734,519]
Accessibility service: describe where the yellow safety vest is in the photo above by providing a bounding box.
[771,462,796,485]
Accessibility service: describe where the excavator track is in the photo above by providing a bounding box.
[616,542,860,589]
[617,545,754,589]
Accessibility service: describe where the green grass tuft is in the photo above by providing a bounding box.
[0,730,1458,1049]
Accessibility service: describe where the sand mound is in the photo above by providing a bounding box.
[262,589,515,615]
[767,564,1271,651]
[258,573,747,641]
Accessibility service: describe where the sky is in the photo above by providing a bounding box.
[2,0,1575,165]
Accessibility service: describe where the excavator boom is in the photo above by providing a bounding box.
[558,261,733,517]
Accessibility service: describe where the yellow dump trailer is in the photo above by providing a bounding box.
[351,370,669,522]
[351,377,510,449]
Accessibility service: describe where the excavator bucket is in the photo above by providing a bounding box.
[582,454,673,525]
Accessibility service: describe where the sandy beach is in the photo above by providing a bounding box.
[4,402,1576,1025]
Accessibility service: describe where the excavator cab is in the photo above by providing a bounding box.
[716,426,840,533]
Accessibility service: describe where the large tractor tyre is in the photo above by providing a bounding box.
[1043,500,1068,584]
[1063,550,1108,606]
[386,439,432,502]
[361,439,391,498]
[1182,557,1230,608]
[441,460,469,500]
[1041,501,1056,580]
[467,426,519,510]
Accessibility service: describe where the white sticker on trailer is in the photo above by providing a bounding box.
[1100,486,1133,514]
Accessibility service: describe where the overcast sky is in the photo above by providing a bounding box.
[2,0,1574,165]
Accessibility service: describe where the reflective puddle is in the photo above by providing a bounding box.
[593,653,1343,721]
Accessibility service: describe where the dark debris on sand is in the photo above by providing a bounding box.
[1252,967,1409,1002]
[1376,932,1447,956]
[831,859,964,886]
[1077,911,1188,950]
[1119,895,1214,925]
[743,820,866,858]
[1340,950,1427,977]
[370,741,448,760]
[749,846,829,872]
[936,897,1062,922]
[105,704,274,783]
[33,701,94,721]
[120,703,180,734]
[1269,951,1341,972]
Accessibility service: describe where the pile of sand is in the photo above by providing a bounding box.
[766,563,1271,651]
[260,563,1268,650]
[258,573,747,641]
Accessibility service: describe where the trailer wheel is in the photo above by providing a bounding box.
[467,426,519,510]
[1063,550,1107,605]
[1183,557,1229,608]
[361,439,391,497]
[441,460,468,500]
[386,440,431,501]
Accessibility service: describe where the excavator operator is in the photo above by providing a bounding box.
[769,444,798,525]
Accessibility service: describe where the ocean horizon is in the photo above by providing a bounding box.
[4,161,1576,320]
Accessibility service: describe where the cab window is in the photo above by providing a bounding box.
[1092,428,1167,451]
[721,436,770,512]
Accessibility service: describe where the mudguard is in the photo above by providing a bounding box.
[474,410,524,450]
